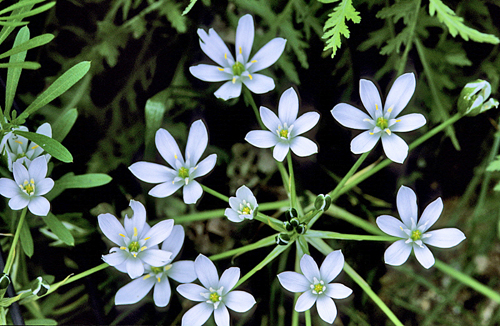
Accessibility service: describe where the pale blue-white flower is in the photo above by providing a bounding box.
[190,14,286,101]
[115,225,196,307]
[277,250,352,324]
[245,87,320,162]
[98,200,174,278]
[331,73,426,163]
[129,120,217,204]
[4,123,52,171]
[224,185,258,223]
[0,156,54,216]
[177,254,256,326]
[376,185,466,269]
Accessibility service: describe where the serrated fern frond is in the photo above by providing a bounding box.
[429,0,499,44]
[321,0,361,58]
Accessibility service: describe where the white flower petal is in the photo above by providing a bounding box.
[235,14,254,62]
[294,291,316,312]
[168,261,197,283]
[98,213,127,246]
[248,38,286,72]
[12,161,29,184]
[376,215,408,238]
[290,136,318,157]
[156,128,184,167]
[417,197,443,232]
[300,254,320,283]
[350,130,379,154]
[384,239,412,266]
[243,73,275,94]
[260,107,280,131]
[198,28,233,67]
[219,267,240,295]
[245,130,277,148]
[277,272,310,293]
[191,154,217,179]
[381,133,408,164]
[161,225,185,259]
[115,276,155,305]
[149,181,183,198]
[127,258,145,279]
[413,243,435,269]
[214,81,242,100]
[177,283,207,302]
[324,283,352,300]
[316,295,338,324]
[278,88,299,126]
[291,112,320,137]
[235,185,253,202]
[396,186,418,227]
[0,178,20,198]
[153,277,172,307]
[181,302,213,326]
[331,103,373,130]
[224,291,256,312]
[128,200,147,236]
[319,250,344,284]
[35,178,54,196]
[225,208,243,222]
[189,64,232,82]
[102,249,128,266]
[186,120,208,167]
[28,156,47,182]
[424,228,466,248]
[359,79,382,118]
[195,254,219,289]
[9,195,29,211]
[214,303,230,326]
[273,142,289,162]
[183,180,203,204]
[129,162,175,184]
[28,196,50,216]
[385,73,416,118]
[143,219,174,245]
[390,113,426,132]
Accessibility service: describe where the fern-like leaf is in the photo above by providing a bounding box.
[321,0,361,58]
[429,0,499,44]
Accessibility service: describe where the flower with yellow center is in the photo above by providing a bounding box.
[376,185,466,269]
[98,200,175,279]
[189,14,287,101]
[0,156,54,216]
[278,251,352,324]
[115,225,197,307]
[225,185,259,223]
[177,254,256,326]
[129,120,217,204]
[331,73,426,163]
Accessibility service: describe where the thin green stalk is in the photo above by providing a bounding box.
[396,0,421,75]
[201,185,229,202]
[3,207,27,275]
[254,213,285,232]
[277,161,291,194]
[434,259,500,304]
[234,244,290,289]
[243,87,265,130]
[307,237,404,326]
[475,124,500,215]
[287,153,298,211]
[305,310,312,326]
[336,113,462,197]
[44,263,109,297]
[324,204,384,235]
[174,208,225,223]
[330,152,369,201]
[209,235,276,261]
[305,230,397,241]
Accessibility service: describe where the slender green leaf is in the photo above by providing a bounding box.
[13,130,73,163]
[0,21,28,27]
[46,172,112,201]
[20,217,34,257]
[0,2,55,21]
[25,319,57,326]
[0,2,34,45]
[0,33,54,60]
[0,0,46,16]
[41,213,74,246]
[15,61,90,123]
[182,0,198,15]
[52,108,78,142]
[5,26,30,117]
[322,0,361,58]
[0,61,40,69]
[0,293,22,307]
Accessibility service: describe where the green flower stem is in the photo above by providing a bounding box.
[3,207,27,276]
[305,310,312,326]
[276,161,291,194]
[307,237,404,326]
[336,112,463,197]
[329,151,369,201]
[434,259,500,304]
[255,213,285,232]
[174,208,225,223]
[233,243,291,290]
[291,293,300,326]
[287,153,300,214]
[243,87,266,130]
[324,204,385,235]
[305,230,397,241]
[396,0,421,76]
[201,185,229,202]
[209,235,276,261]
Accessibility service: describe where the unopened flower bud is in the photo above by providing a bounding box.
[276,233,291,245]
[0,273,10,290]
[458,79,498,116]
[285,208,298,221]
[314,194,332,211]
[31,277,50,297]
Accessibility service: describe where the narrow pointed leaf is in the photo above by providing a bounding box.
[13,130,73,163]
[5,26,29,116]
[0,33,54,60]
[41,213,74,246]
[52,108,78,142]
[20,217,34,257]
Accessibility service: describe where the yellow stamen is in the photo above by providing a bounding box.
[218,67,224,71]
[369,132,374,135]
[248,74,253,80]
[363,119,370,122]
[224,53,227,59]
[385,129,392,135]
[132,253,137,258]
[251,60,257,63]
[239,46,242,54]
[119,233,126,237]
[396,119,401,122]
[31,145,39,150]
[120,246,126,250]
[143,274,151,280]
[157,277,161,282]
[388,107,393,113]
[174,154,178,159]
[133,227,138,237]
[140,246,147,251]
[375,104,379,111]
[144,237,150,240]
[232,77,236,84]
[15,140,23,144]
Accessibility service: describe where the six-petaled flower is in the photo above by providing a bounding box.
[224,185,258,223]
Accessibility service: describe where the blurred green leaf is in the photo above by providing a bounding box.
[20,217,33,258]
[52,108,78,142]
[145,90,170,157]
[5,26,30,117]
[47,172,112,201]
[0,33,54,60]
[41,213,75,246]
[25,319,57,326]
[14,130,73,163]
[0,61,40,69]
[182,0,198,15]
